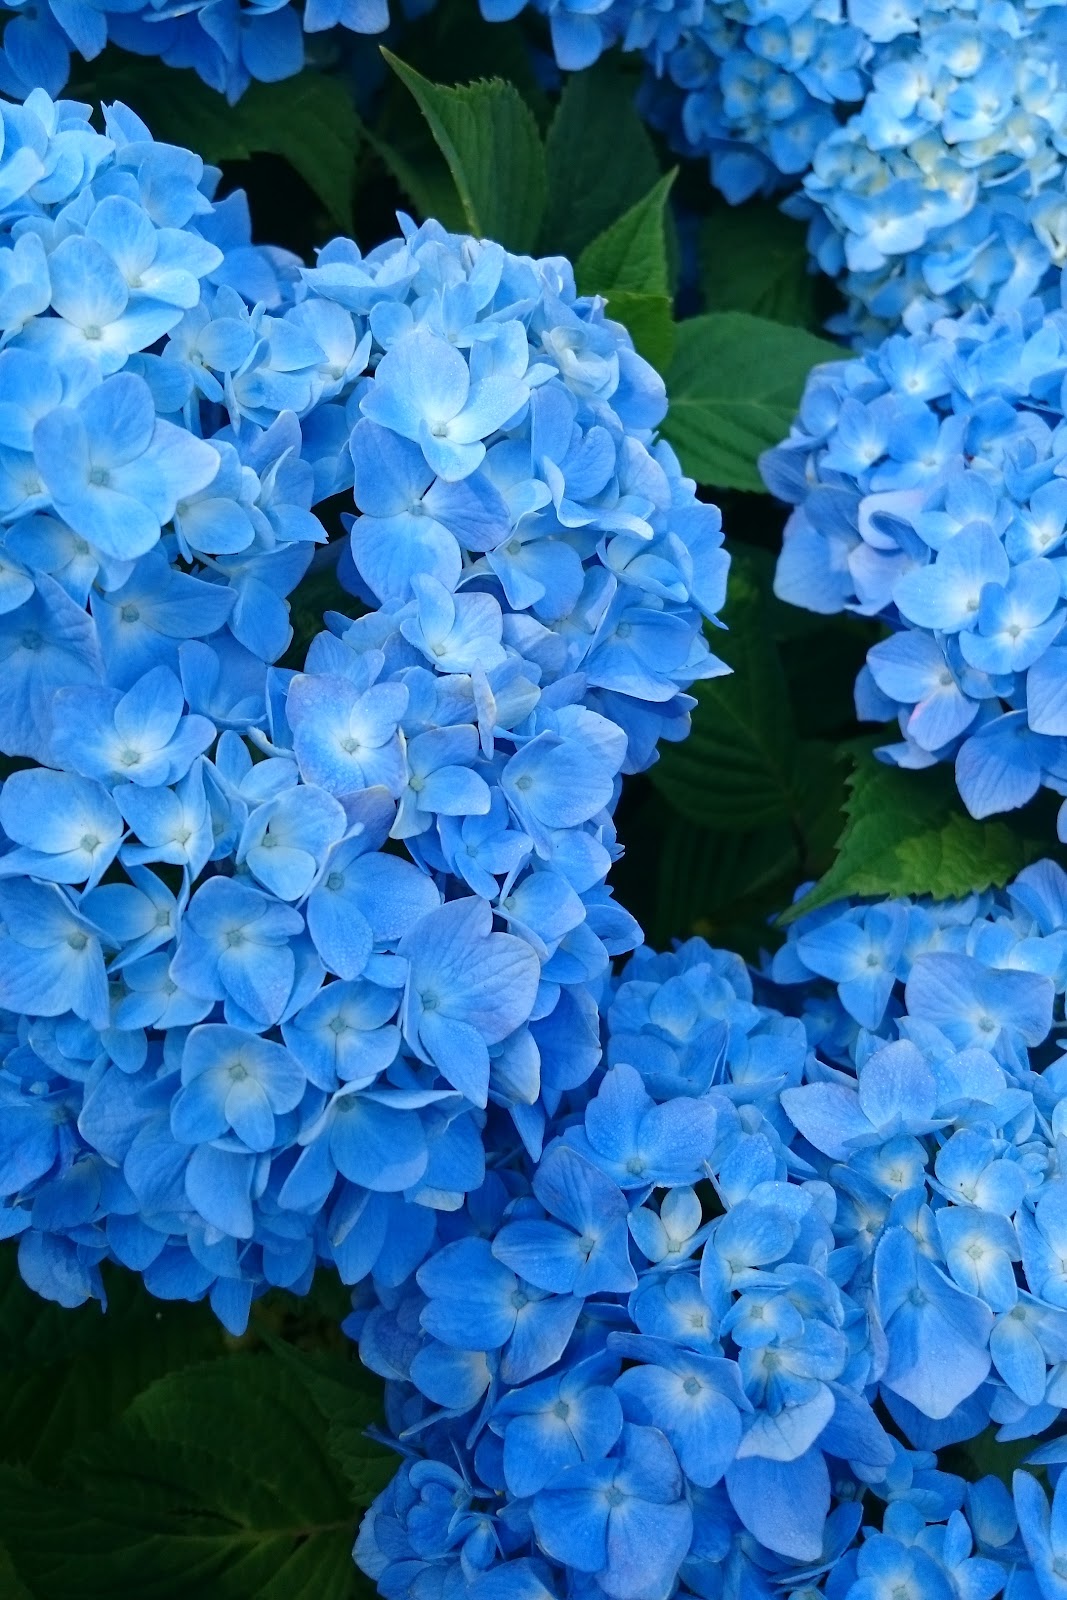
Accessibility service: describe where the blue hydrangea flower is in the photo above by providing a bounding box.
[0,92,726,1347]
[348,861,1067,1598]
[766,291,1067,831]
[787,5,1067,336]
[8,0,1066,348]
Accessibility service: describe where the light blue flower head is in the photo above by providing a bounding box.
[767,290,1067,830]
[0,94,727,1340]
[347,862,1067,1596]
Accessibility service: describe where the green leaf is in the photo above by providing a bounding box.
[600,290,675,371]
[941,1428,1036,1490]
[660,311,841,491]
[382,0,549,119]
[654,813,801,956]
[383,52,547,253]
[779,620,877,741]
[260,1336,396,1505]
[280,553,362,672]
[0,1245,121,1371]
[701,204,815,327]
[780,751,1048,923]
[85,61,360,233]
[356,108,466,235]
[651,554,834,831]
[575,171,675,299]
[540,62,661,261]
[0,1251,224,1480]
[651,653,796,832]
[631,546,860,945]
[363,0,548,233]
[575,173,676,368]
[0,1357,369,1599]
[0,1539,35,1599]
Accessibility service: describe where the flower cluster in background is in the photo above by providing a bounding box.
[0,89,725,1332]
[787,2,1067,339]
[8,0,1067,342]
[650,0,1067,337]
[765,287,1067,832]
[634,0,857,206]
[0,0,317,104]
[351,862,1067,1598]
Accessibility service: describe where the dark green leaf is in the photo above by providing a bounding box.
[654,813,801,957]
[600,290,675,370]
[651,554,835,831]
[0,1357,367,1599]
[540,62,661,261]
[356,107,466,235]
[941,1428,1037,1489]
[575,173,676,368]
[651,662,796,833]
[779,621,877,741]
[701,204,815,327]
[261,1336,396,1504]
[363,4,547,233]
[711,546,876,742]
[88,62,360,233]
[791,741,853,869]
[661,312,841,491]
[0,1245,122,1372]
[383,0,549,117]
[575,171,675,299]
[383,52,546,253]
[0,1251,224,1479]
[781,750,1048,923]
[280,553,361,672]
[248,1270,355,1352]
[0,1539,35,1598]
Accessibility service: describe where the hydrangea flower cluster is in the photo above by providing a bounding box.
[9,0,1067,336]
[644,0,1067,335]
[765,286,1067,832]
[0,0,353,105]
[786,1,1067,338]
[636,0,868,208]
[351,860,1067,1598]
[0,0,846,116]
[0,88,726,1332]
[651,0,1067,340]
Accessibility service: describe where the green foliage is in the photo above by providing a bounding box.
[0,1252,389,1598]
[781,748,1050,922]
[575,174,673,298]
[0,1540,34,1599]
[383,0,549,114]
[661,312,841,490]
[575,173,677,369]
[384,51,547,253]
[632,547,876,951]
[701,204,815,327]
[261,1335,396,1500]
[0,1360,364,1600]
[85,59,361,233]
[942,1428,1038,1490]
[600,290,676,371]
[0,1256,225,1480]
[651,551,842,833]
[540,62,661,261]
[281,552,362,673]
[356,102,467,236]
[623,795,802,958]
